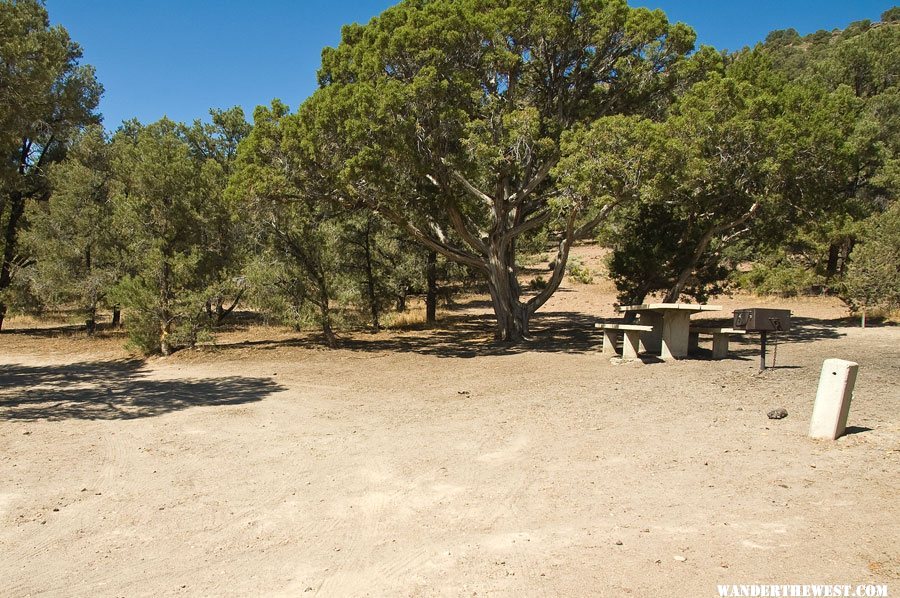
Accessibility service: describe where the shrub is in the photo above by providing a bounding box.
[528,276,548,291]
[841,205,900,321]
[734,258,826,297]
[566,258,594,284]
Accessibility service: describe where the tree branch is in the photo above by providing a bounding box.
[376,205,487,272]
[527,208,578,313]
[664,201,762,302]
[509,159,557,207]
[503,208,552,242]
[441,161,494,208]
[574,201,619,240]
[446,200,489,255]
[34,135,56,170]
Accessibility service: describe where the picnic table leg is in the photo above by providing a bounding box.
[661,311,692,360]
[688,331,700,354]
[711,333,729,360]
[638,312,663,354]
[601,329,620,356]
[622,330,641,360]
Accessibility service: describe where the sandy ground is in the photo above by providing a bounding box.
[1,252,898,597]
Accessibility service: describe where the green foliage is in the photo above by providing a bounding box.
[604,202,731,304]
[15,106,249,347]
[734,257,826,297]
[106,275,162,353]
[842,205,900,311]
[565,257,594,285]
[339,212,410,328]
[229,89,469,341]
[242,254,306,329]
[528,276,548,291]
[22,126,120,324]
[109,118,228,354]
[305,0,698,341]
[229,101,352,344]
[757,16,899,287]
[179,107,252,321]
[0,260,42,315]
[0,0,102,328]
[560,48,859,304]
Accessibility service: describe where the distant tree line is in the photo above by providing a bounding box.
[1,0,897,354]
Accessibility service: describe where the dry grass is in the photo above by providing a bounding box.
[381,303,456,330]
[4,311,78,329]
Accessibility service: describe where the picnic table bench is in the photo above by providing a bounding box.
[595,323,654,360]
[689,326,747,360]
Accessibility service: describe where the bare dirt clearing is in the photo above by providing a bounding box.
[1,273,898,596]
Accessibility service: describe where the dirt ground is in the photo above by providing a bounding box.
[1,250,898,597]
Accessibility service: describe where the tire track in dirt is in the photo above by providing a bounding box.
[312,450,407,597]
[467,429,552,595]
[47,424,140,594]
[309,426,469,596]
[312,502,391,595]
[1,419,129,595]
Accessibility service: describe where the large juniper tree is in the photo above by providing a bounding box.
[306,0,695,341]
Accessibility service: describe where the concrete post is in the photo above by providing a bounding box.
[809,359,859,440]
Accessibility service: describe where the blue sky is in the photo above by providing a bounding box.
[47,1,896,130]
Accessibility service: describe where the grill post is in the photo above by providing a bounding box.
[760,330,767,371]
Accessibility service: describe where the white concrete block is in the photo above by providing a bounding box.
[809,359,859,440]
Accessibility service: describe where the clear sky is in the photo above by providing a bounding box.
[47,0,896,130]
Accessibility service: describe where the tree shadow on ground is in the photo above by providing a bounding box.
[684,316,858,366]
[342,311,602,357]
[696,316,849,344]
[0,324,128,339]
[207,309,876,360]
[1,323,91,337]
[0,360,286,421]
[209,310,601,359]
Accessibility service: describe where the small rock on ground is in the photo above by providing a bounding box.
[767,408,788,420]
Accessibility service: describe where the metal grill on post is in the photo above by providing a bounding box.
[733,308,792,371]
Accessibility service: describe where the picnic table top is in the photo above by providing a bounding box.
[617,302,723,313]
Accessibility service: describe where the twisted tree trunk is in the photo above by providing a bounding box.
[425,250,437,324]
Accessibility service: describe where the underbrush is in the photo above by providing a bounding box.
[732,260,828,297]
[565,257,594,284]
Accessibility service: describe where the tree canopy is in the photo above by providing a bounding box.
[6,0,898,351]
[293,0,699,340]
[0,0,102,328]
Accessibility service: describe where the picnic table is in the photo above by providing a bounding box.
[617,303,722,360]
